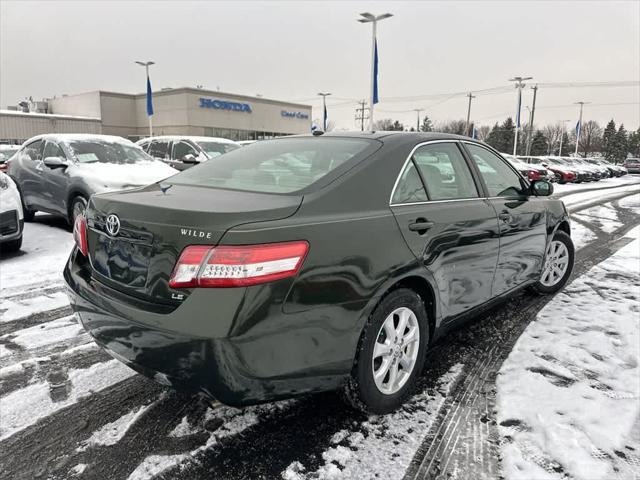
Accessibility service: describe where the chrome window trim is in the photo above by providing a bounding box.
[388,139,480,206]
[390,197,485,208]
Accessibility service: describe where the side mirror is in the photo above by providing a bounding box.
[43,156,68,169]
[182,154,198,164]
[531,180,553,197]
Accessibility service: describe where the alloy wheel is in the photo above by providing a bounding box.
[372,307,420,395]
[540,240,569,287]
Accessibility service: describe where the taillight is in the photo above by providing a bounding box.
[73,214,88,257]
[169,241,309,288]
[527,170,541,181]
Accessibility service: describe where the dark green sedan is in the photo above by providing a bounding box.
[64,132,574,414]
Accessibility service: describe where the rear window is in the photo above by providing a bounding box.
[170,137,374,193]
[195,140,240,158]
[66,140,153,164]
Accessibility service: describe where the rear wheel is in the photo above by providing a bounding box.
[68,196,87,226]
[531,231,574,295]
[342,288,428,414]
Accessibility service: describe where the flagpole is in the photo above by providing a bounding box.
[146,64,153,137]
[358,12,392,131]
[318,92,331,131]
[509,76,533,156]
[574,101,588,156]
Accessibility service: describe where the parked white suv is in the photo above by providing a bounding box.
[136,136,240,171]
[0,172,24,252]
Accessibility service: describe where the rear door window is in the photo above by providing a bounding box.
[170,137,376,194]
[148,141,170,160]
[412,143,479,200]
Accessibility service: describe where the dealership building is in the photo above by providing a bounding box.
[0,87,312,144]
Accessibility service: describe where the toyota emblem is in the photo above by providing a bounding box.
[105,214,120,237]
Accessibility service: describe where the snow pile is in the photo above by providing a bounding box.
[569,221,597,251]
[282,364,463,479]
[497,226,640,480]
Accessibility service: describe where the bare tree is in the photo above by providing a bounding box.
[543,123,563,155]
[435,119,466,135]
[577,120,603,157]
[476,125,492,142]
[374,118,395,131]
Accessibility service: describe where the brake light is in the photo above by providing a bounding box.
[527,170,541,181]
[169,241,309,288]
[73,214,88,257]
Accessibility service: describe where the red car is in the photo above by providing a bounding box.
[623,158,640,174]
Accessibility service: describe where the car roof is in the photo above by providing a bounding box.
[288,131,485,148]
[24,134,135,145]
[136,136,239,145]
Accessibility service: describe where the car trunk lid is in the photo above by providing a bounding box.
[86,183,302,306]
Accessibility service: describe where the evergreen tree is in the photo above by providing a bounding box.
[627,128,640,157]
[530,131,548,156]
[602,119,617,162]
[391,120,404,131]
[420,115,433,132]
[613,124,628,162]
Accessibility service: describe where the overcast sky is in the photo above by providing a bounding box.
[1,0,638,131]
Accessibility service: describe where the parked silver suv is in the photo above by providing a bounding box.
[136,136,240,171]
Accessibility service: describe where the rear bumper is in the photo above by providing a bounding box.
[0,211,23,242]
[63,249,349,406]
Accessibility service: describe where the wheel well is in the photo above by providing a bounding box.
[557,221,570,236]
[67,191,88,218]
[390,276,437,341]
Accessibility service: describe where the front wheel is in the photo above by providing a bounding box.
[531,231,574,295]
[342,288,428,414]
[68,196,87,226]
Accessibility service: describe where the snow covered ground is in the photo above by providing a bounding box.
[0,176,638,480]
[497,227,640,480]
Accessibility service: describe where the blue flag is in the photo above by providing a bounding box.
[575,120,581,137]
[146,75,154,117]
[373,39,379,105]
[472,126,477,139]
[515,94,521,128]
[323,103,327,131]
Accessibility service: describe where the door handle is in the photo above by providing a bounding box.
[408,218,434,233]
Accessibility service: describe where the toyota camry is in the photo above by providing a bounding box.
[64,132,574,414]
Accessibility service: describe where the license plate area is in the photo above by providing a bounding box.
[92,235,151,287]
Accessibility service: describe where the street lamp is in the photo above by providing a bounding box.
[358,12,393,131]
[574,101,590,156]
[318,92,331,131]
[509,76,533,156]
[558,119,570,157]
[135,60,155,137]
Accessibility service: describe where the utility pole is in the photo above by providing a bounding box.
[414,108,424,132]
[355,100,369,131]
[509,76,533,156]
[525,85,538,156]
[465,92,475,136]
[574,101,590,156]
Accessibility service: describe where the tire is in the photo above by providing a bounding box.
[68,196,88,226]
[18,190,36,222]
[531,230,574,295]
[342,288,429,414]
[0,235,22,253]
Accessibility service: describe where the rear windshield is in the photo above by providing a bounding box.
[195,141,240,158]
[170,137,374,193]
[66,140,153,164]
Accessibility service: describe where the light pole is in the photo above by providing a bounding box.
[465,92,475,136]
[574,101,590,156]
[135,60,155,137]
[358,12,393,131]
[318,92,331,131]
[558,119,570,156]
[414,108,424,132]
[509,76,533,156]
